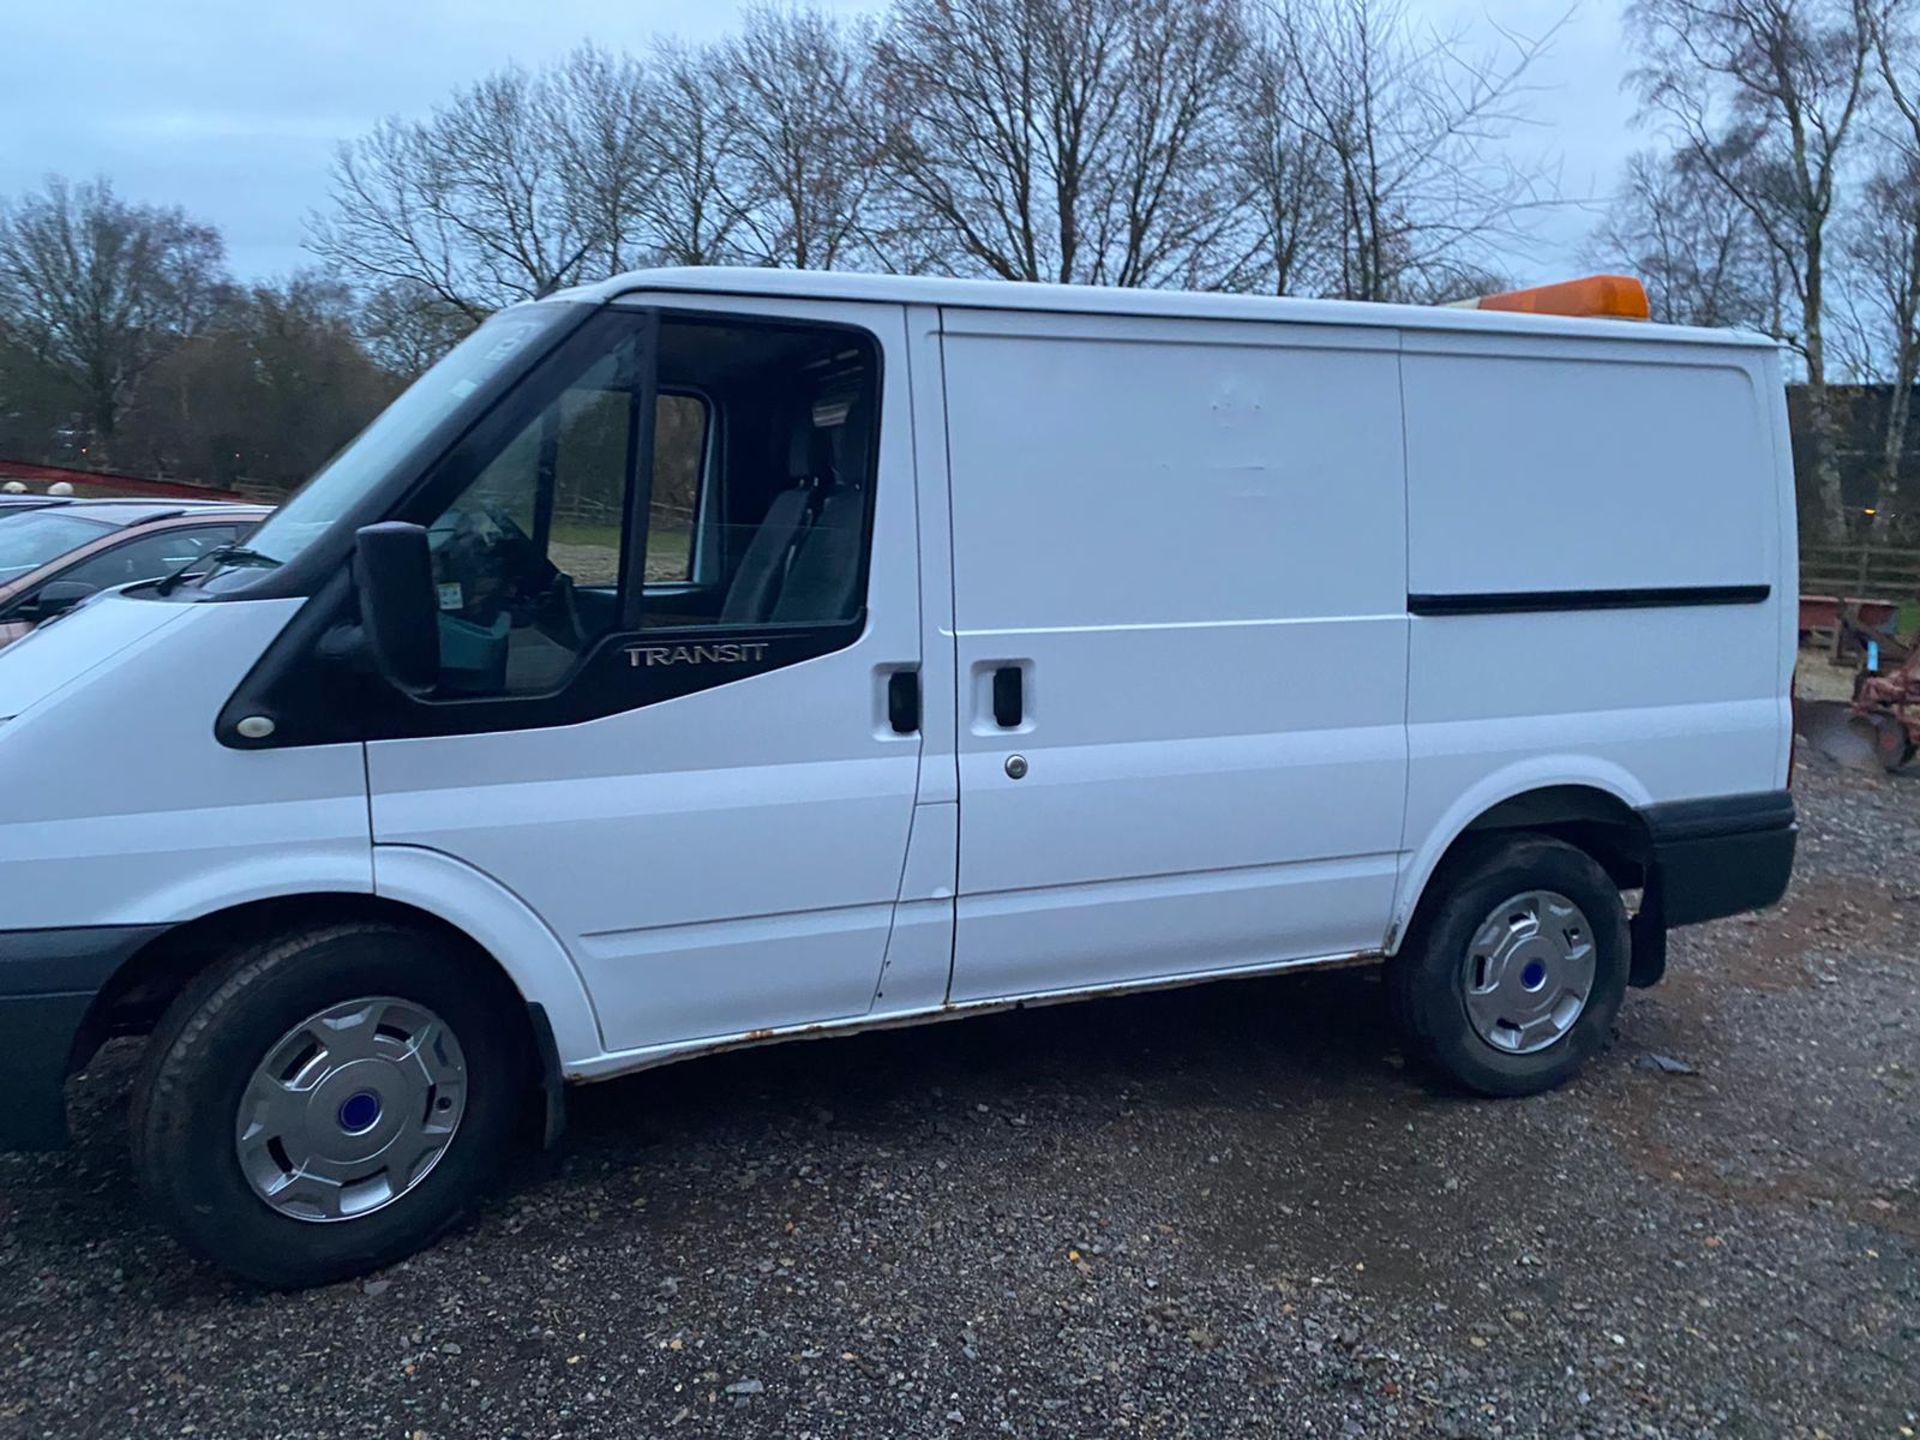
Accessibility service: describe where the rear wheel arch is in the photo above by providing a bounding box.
[1460,784,1653,889]
[1396,782,1653,952]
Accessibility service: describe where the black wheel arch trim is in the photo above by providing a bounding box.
[1639,789,1796,843]
[0,923,172,1151]
[526,1002,567,1150]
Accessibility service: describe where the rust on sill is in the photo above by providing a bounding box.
[573,949,1385,1083]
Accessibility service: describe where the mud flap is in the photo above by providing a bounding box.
[1628,883,1667,989]
[526,1002,568,1150]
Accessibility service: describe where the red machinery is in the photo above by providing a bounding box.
[1852,628,1919,771]
[1799,594,1902,656]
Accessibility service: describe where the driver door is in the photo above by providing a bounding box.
[365,304,925,1055]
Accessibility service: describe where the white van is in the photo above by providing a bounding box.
[0,270,1797,1285]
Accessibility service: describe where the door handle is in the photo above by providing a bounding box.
[992,666,1024,729]
[887,670,920,735]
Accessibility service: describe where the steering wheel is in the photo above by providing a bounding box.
[435,501,595,652]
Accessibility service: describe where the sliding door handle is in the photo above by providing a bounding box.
[887,670,920,735]
[992,666,1024,728]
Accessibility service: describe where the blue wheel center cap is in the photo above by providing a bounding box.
[338,1090,383,1134]
[1520,959,1548,992]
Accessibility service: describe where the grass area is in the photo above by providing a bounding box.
[546,521,693,585]
[547,521,619,549]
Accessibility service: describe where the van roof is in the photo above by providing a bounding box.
[562,266,1776,350]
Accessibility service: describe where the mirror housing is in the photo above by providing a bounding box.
[352,522,439,696]
[18,578,99,623]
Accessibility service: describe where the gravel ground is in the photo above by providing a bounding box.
[1,758,1915,1439]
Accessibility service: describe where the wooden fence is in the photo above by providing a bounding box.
[1800,543,1920,600]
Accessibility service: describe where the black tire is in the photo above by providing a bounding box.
[130,920,528,1288]
[1386,835,1629,1097]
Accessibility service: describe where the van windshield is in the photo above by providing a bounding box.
[219,304,578,578]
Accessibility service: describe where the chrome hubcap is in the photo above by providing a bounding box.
[1461,890,1596,1055]
[235,997,467,1223]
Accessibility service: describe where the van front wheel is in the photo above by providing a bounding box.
[129,921,527,1287]
[1387,836,1629,1096]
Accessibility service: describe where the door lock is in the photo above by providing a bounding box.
[1004,754,1029,780]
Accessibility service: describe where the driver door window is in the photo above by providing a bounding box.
[427,347,664,697]
[401,308,876,714]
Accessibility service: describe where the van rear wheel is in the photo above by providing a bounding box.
[1387,836,1629,1096]
[129,920,527,1288]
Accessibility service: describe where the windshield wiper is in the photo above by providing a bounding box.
[155,543,280,595]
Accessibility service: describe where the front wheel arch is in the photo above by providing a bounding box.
[71,894,533,1079]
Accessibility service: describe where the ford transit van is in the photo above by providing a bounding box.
[0,270,1797,1285]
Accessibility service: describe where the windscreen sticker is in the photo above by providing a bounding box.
[437,582,464,611]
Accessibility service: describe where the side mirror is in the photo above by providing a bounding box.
[353,522,439,696]
[19,578,98,623]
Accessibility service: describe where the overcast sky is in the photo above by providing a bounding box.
[0,0,1639,285]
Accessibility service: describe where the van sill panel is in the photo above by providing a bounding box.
[565,947,1383,1082]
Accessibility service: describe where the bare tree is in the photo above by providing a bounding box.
[121,273,402,488]
[308,68,598,319]
[1086,0,1251,287]
[309,42,763,355]
[1588,148,1783,327]
[0,320,85,463]
[718,6,884,270]
[353,280,478,378]
[304,0,1575,310]
[0,175,227,459]
[1627,0,1873,540]
[310,118,478,320]
[1835,160,1920,535]
[310,57,657,320]
[635,40,753,267]
[872,0,1102,283]
[1839,0,1920,537]
[871,0,1249,286]
[1266,0,1564,302]
[1221,34,1343,294]
[546,44,657,280]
